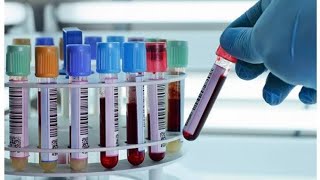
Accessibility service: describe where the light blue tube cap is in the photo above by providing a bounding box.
[66,44,91,76]
[107,36,125,59]
[96,42,121,74]
[123,42,146,73]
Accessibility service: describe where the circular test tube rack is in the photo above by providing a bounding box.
[4,73,186,180]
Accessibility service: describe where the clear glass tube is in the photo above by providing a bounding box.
[126,72,146,166]
[69,76,89,171]
[166,68,186,152]
[37,78,58,172]
[99,73,119,169]
[147,72,166,161]
[183,57,234,141]
[8,76,29,171]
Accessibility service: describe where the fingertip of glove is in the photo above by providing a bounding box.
[262,88,283,106]
[299,87,317,105]
[235,61,266,80]
[220,28,237,52]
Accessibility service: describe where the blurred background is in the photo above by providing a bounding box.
[4,0,316,180]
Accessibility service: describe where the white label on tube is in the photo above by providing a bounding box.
[135,75,145,151]
[9,87,29,158]
[184,64,225,134]
[148,84,166,153]
[40,88,58,161]
[71,85,89,159]
[104,79,119,156]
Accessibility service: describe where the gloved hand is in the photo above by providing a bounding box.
[220,0,316,105]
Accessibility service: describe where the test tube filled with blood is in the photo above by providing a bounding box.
[123,42,147,166]
[183,46,237,141]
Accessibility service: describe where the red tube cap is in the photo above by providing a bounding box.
[216,45,237,63]
[146,42,167,72]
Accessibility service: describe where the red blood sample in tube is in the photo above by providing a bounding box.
[183,46,236,141]
[147,114,165,161]
[183,75,226,140]
[100,97,118,169]
[127,102,145,165]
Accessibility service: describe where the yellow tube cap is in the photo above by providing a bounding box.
[35,46,59,77]
[13,38,31,45]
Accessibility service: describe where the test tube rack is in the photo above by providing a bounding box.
[4,73,186,180]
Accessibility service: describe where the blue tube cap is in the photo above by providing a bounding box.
[66,44,91,76]
[62,27,82,73]
[35,37,54,46]
[84,36,102,60]
[107,36,125,59]
[96,42,121,74]
[123,42,146,73]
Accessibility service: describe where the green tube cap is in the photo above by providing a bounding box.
[6,45,31,76]
[167,40,188,68]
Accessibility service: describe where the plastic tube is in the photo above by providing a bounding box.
[146,42,167,161]
[6,45,31,171]
[96,42,121,169]
[183,46,237,141]
[166,41,188,153]
[35,46,59,172]
[123,42,147,166]
[66,44,91,171]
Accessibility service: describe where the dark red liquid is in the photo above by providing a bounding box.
[183,76,227,141]
[99,97,118,169]
[126,103,145,166]
[167,81,181,132]
[147,114,165,161]
[167,99,181,132]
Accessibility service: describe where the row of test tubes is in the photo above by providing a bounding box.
[5,28,189,172]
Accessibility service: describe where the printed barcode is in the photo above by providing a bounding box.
[80,88,88,136]
[114,87,119,146]
[157,84,166,132]
[49,88,58,138]
[185,66,215,125]
[9,87,23,135]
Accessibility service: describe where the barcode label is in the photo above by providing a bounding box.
[40,88,58,161]
[136,75,145,151]
[148,84,167,153]
[184,64,225,134]
[9,87,29,157]
[104,81,119,156]
[71,86,89,159]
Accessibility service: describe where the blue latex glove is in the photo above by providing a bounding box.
[220,0,316,105]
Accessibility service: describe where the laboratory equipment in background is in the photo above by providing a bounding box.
[166,40,188,152]
[146,42,168,161]
[35,46,59,172]
[6,45,31,171]
[183,46,237,141]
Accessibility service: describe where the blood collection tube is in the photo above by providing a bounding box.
[12,38,31,45]
[107,36,125,59]
[35,37,54,46]
[35,46,59,172]
[61,27,82,75]
[123,42,147,166]
[66,44,91,171]
[183,46,237,141]
[146,42,168,161]
[6,45,31,171]
[166,41,188,152]
[96,42,121,169]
